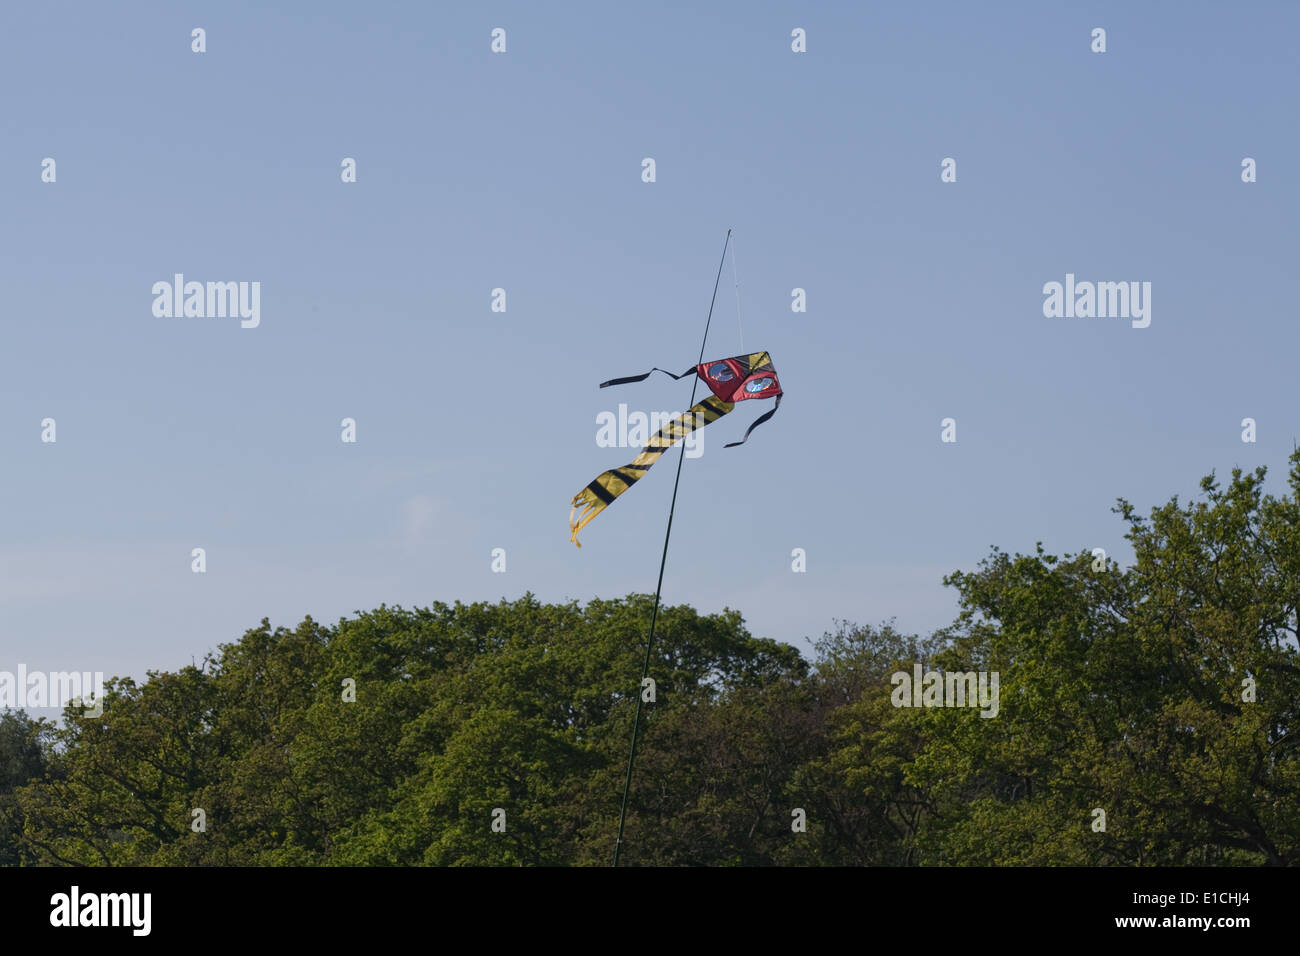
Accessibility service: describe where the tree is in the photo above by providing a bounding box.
[8,454,1298,865]
[0,710,53,865]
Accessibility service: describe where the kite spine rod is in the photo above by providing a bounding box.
[613,228,732,867]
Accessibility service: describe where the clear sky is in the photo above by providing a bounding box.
[2,1,1297,708]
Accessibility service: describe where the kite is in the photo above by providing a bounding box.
[568,350,782,546]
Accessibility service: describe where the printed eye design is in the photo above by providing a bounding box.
[707,362,735,382]
[744,377,775,393]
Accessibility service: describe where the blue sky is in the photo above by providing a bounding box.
[2,1,1297,704]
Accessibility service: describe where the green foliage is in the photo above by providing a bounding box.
[4,455,1299,866]
[0,710,54,866]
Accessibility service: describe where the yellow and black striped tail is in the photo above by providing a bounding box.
[569,395,734,546]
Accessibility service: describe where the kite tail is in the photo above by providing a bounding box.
[723,393,782,448]
[598,366,697,389]
[568,489,606,548]
[569,395,734,546]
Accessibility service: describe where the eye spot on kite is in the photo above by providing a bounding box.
[707,362,735,381]
[745,377,775,393]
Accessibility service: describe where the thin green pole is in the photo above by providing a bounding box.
[613,229,731,867]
